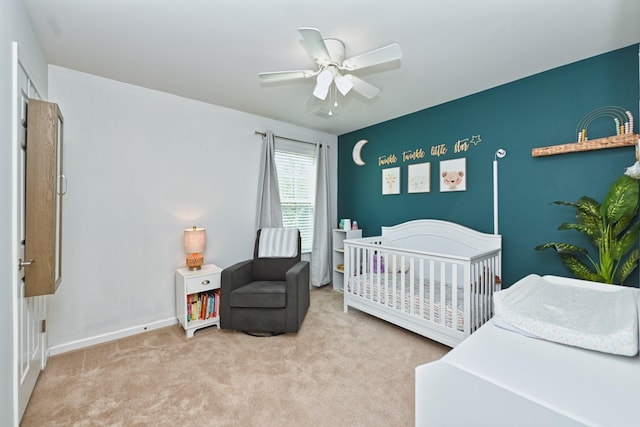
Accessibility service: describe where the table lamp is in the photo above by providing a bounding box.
[184,226,206,270]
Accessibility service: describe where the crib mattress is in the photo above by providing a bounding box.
[347,273,466,331]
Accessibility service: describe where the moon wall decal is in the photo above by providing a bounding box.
[352,139,368,166]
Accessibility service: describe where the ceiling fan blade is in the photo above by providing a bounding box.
[344,75,380,99]
[258,70,316,82]
[341,43,402,71]
[334,74,354,96]
[299,27,331,66]
[312,68,333,100]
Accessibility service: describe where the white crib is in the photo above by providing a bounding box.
[343,219,502,347]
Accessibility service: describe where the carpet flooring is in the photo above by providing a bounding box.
[21,286,449,426]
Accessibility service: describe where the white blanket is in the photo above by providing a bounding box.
[493,274,639,356]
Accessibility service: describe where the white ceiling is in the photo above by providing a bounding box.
[21,0,640,136]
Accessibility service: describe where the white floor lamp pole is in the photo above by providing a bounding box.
[493,149,507,235]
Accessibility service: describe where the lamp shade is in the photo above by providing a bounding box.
[184,226,206,253]
[184,226,206,270]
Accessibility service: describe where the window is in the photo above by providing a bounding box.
[274,139,317,253]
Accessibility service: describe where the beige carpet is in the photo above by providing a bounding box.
[21,286,449,427]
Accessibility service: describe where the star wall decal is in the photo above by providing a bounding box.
[470,135,482,145]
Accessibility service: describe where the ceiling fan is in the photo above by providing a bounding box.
[259,27,402,104]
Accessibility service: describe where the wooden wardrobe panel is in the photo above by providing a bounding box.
[24,99,64,297]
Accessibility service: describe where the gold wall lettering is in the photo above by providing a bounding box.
[402,148,426,162]
[430,144,448,157]
[454,139,469,153]
[374,135,482,168]
[378,153,398,166]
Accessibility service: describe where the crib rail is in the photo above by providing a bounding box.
[343,237,501,346]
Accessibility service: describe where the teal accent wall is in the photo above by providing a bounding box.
[338,44,640,287]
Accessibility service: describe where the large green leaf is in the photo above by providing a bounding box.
[576,196,602,217]
[559,253,603,282]
[535,242,588,254]
[612,214,632,237]
[554,197,601,219]
[551,200,580,208]
[555,197,603,246]
[602,175,639,225]
[618,248,640,284]
[612,222,640,259]
[557,222,600,240]
[575,197,602,232]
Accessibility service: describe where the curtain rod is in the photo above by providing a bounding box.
[255,131,325,148]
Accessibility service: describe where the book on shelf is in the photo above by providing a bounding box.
[214,289,220,318]
[208,292,215,318]
[200,293,208,320]
[186,290,221,321]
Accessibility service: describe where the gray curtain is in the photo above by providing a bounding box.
[256,131,283,229]
[310,144,331,287]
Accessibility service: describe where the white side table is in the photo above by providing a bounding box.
[175,263,222,338]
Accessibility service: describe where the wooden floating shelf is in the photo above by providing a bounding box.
[532,133,639,157]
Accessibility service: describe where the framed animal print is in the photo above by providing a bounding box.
[382,167,400,195]
[440,158,466,192]
[408,162,430,193]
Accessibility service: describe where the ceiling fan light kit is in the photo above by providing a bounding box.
[259,27,402,115]
[335,74,354,96]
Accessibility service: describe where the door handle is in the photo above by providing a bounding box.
[58,174,68,195]
[19,258,35,270]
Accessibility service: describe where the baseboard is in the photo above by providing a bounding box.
[48,317,178,356]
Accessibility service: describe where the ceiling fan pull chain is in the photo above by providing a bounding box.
[328,84,333,116]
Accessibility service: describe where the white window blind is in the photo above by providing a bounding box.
[274,139,317,253]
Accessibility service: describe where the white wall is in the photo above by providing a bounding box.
[1,0,48,425]
[47,66,338,352]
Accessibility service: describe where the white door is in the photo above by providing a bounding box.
[14,45,47,421]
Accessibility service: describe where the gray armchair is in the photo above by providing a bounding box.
[220,229,310,334]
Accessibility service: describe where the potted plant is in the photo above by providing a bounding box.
[535,174,640,285]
